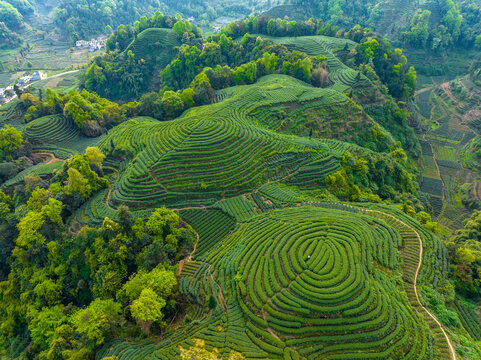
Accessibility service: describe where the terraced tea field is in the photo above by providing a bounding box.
[25,114,81,144]
[254,35,371,93]
[99,203,454,359]
[416,76,479,228]
[95,75,373,211]
[124,28,181,66]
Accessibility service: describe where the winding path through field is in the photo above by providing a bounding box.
[33,151,63,164]
[366,209,457,360]
[441,82,463,109]
[26,70,80,90]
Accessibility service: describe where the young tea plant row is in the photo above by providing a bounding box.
[454,298,481,341]
[25,115,80,144]
[179,209,236,260]
[100,76,347,210]
[231,206,430,359]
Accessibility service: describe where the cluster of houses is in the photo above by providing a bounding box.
[0,86,15,104]
[0,70,47,104]
[212,18,231,33]
[75,37,107,52]
[17,70,47,87]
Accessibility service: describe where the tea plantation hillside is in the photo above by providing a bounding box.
[70,75,465,359]
[123,28,181,65]
[2,10,481,360]
[252,35,371,94]
[92,75,393,211]
[98,204,454,359]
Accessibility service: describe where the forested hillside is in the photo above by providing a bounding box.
[53,0,271,40]
[277,0,481,52]
[0,0,33,48]
[1,2,481,360]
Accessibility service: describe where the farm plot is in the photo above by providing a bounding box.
[422,155,440,179]
[100,202,454,359]
[419,139,434,156]
[420,177,444,197]
[180,209,236,260]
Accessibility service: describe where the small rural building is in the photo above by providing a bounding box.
[31,71,46,81]
[17,76,32,86]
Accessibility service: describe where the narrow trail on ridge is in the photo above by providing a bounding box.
[366,209,456,360]
[33,151,63,164]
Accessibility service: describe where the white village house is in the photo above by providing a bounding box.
[76,38,106,52]
[17,75,32,87]
[0,86,16,104]
[76,40,89,47]
[31,71,47,81]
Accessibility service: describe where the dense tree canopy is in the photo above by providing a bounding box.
[0,141,195,357]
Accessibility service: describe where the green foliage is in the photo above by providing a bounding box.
[71,298,122,345]
[450,210,481,296]
[121,266,176,333]
[28,305,68,350]
[0,1,23,31]
[0,125,23,158]
[64,148,109,198]
[120,267,177,302]
[475,34,481,50]
[404,10,431,48]
[53,2,195,41]
[0,21,22,49]
[23,88,139,137]
[131,288,166,322]
[161,91,184,119]
[80,13,201,100]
